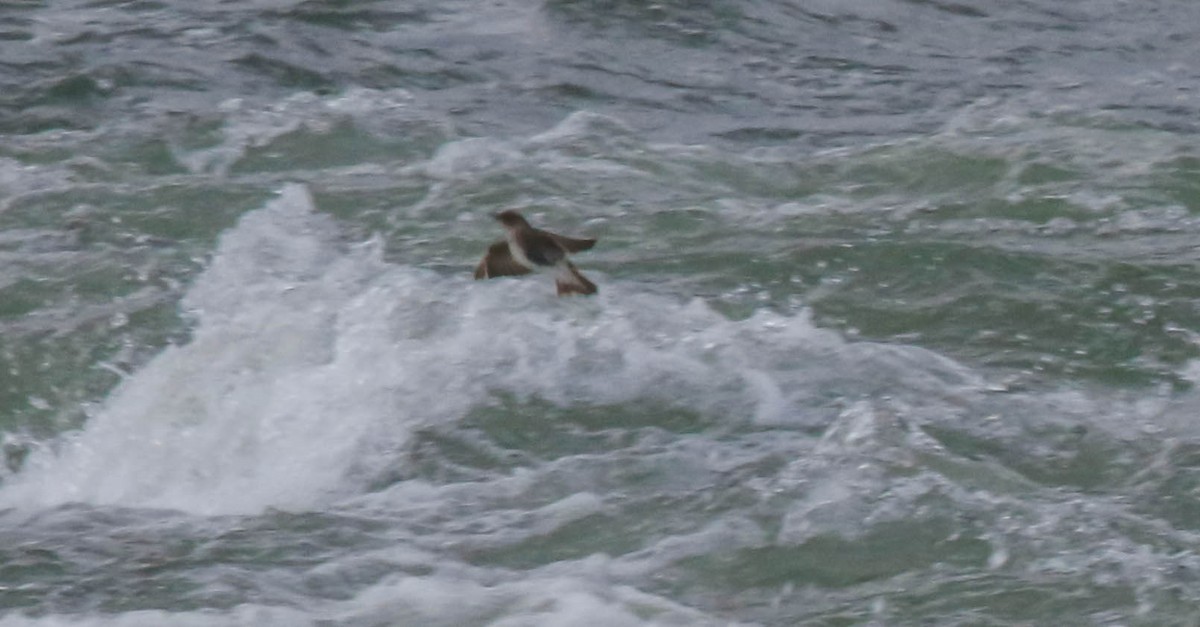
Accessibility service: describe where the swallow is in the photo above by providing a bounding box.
[474,210,598,296]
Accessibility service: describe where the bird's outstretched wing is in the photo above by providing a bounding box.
[474,240,533,279]
[548,233,597,253]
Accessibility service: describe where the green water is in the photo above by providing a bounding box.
[4,0,1200,623]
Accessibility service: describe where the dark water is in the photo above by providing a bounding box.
[3,1,1200,625]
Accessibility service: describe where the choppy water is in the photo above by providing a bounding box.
[3,0,1200,625]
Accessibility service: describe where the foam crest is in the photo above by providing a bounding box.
[0,185,384,514]
[172,88,422,175]
[0,184,982,515]
[335,574,746,627]
[0,573,743,627]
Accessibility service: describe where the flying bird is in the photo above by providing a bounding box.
[474,210,598,296]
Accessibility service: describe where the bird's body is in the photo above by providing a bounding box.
[475,210,598,296]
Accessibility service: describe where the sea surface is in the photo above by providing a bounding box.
[2,1,1200,625]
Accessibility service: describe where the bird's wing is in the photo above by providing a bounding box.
[548,233,597,253]
[474,240,533,279]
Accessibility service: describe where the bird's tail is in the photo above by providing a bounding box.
[556,262,598,296]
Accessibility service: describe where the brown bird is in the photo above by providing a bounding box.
[474,210,598,296]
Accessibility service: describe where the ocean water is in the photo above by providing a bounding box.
[2,0,1200,624]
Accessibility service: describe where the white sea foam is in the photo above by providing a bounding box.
[0,573,747,627]
[172,88,421,176]
[0,183,984,516]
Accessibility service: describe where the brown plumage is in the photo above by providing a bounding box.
[474,210,598,296]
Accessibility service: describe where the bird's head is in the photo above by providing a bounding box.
[492,209,530,229]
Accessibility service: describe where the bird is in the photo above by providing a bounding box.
[474,210,598,296]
